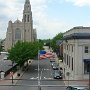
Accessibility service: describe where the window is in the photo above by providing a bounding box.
[69,56,70,67]
[69,45,70,51]
[67,45,68,50]
[72,58,73,71]
[85,46,88,53]
[67,55,68,65]
[84,62,90,74]
[72,45,73,52]
[15,28,21,40]
[27,15,29,22]
[24,15,26,22]
[64,53,66,63]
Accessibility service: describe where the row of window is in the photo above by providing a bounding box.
[64,53,73,71]
[24,15,30,22]
[64,45,90,53]
[84,46,90,53]
[64,44,73,52]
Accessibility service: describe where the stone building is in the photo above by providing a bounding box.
[5,0,37,51]
[63,26,90,80]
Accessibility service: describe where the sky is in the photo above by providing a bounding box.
[0,0,90,39]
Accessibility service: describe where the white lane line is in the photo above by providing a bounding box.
[44,77,53,80]
[30,77,38,79]
[40,71,42,80]
[44,69,49,70]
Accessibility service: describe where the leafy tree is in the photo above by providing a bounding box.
[8,41,43,66]
[50,32,63,52]
[0,40,4,52]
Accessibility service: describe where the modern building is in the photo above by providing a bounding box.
[63,26,90,80]
[5,0,37,51]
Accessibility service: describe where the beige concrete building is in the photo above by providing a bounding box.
[5,0,37,51]
[63,26,90,80]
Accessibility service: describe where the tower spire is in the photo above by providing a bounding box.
[25,0,30,4]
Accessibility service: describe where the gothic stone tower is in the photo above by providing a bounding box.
[5,0,37,51]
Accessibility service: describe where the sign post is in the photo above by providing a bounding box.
[66,72,70,86]
[38,50,41,90]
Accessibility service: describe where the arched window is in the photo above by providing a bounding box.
[24,15,26,22]
[28,15,29,22]
[15,28,21,40]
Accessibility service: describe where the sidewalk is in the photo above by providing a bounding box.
[0,69,25,85]
[54,53,89,87]
[63,79,89,86]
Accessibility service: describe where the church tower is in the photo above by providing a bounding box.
[22,0,33,42]
[5,0,37,51]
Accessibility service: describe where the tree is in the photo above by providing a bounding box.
[0,40,4,52]
[8,41,43,66]
[50,32,63,52]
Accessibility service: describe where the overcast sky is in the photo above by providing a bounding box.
[0,0,90,39]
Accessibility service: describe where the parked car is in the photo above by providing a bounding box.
[66,86,89,90]
[52,63,59,70]
[53,70,62,79]
[50,59,55,62]
[52,65,59,70]
[51,62,55,66]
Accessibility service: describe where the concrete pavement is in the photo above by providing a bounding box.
[0,68,25,85]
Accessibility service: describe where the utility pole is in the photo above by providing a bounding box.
[11,61,14,84]
[38,50,41,90]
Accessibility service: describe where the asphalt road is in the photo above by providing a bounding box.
[11,59,66,90]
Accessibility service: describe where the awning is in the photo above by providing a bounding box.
[83,59,90,62]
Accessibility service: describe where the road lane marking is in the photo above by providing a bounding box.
[44,77,53,80]
[44,69,50,70]
[30,77,38,79]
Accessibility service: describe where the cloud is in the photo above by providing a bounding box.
[0,0,69,39]
[66,0,90,7]
[31,0,69,39]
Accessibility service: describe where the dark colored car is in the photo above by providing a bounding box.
[52,63,59,70]
[52,65,59,70]
[66,86,89,90]
[53,70,62,79]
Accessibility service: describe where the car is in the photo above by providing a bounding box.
[52,65,59,70]
[52,63,59,70]
[53,70,62,79]
[51,62,55,66]
[66,86,89,90]
[50,60,55,62]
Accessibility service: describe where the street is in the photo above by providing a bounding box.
[11,59,65,90]
[0,59,66,90]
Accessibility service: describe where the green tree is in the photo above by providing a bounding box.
[8,41,43,66]
[0,40,3,52]
[50,32,63,52]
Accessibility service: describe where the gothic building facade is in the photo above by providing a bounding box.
[5,0,37,51]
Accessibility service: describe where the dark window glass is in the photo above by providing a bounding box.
[28,15,29,22]
[72,46,73,52]
[72,58,73,71]
[24,15,26,22]
[15,28,21,40]
[67,55,68,65]
[85,46,88,53]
